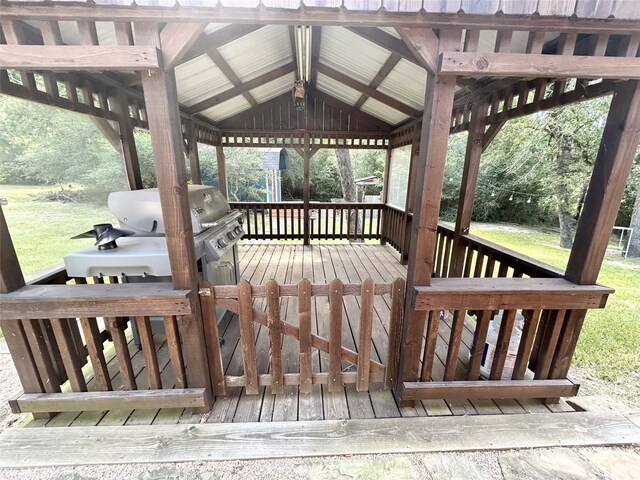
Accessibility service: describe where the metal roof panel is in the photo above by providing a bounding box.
[319,27,390,86]
[250,71,296,103]
[316,73,362,106]
[217,25,293,83]
[360,97,410,125]
[377,59,427,110]
[200,95,252,122]
[175,55,234,107]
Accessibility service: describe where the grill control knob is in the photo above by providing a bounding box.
[235,226,242,234]
[217,238,227,248]
[227,231,236,240]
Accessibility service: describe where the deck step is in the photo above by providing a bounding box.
[1,411,639,468]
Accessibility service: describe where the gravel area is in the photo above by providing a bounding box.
[0,340,28,434]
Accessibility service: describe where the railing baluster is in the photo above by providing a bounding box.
[328,278,343,392]
[106,317,136,390]
[534,309,566,380]
[237,280,259,394]
[22,319,61,393]
[420,311,439,381]
[386,278,405,390]
[489,309,517,380]
[79,317,111,391]
[135,316,162,389]
[199,284,226,396]
[444,310,466,381]
[467,310,492,380]
[512,309,541,380]
[163,315,186,389]
[266,280,284,395]
[357,278,374,392]
[51,318,88,392]
[298,279,313,394]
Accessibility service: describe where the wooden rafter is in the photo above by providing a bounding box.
[188,61,296,115]
[396,27,439,74]
[316,63,421,117]
[353,53,402,110]
[178,24,264,66]
[206,47,258,108]
[346,27,420,67]
[160,22,207,70]
[310,26,322,86]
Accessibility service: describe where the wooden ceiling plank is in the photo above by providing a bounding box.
[160,22,207,70]
[396,27,439,73]
[317,63,421,117]
[188,61,296,114]
[347,26,421,67]
[179,24,264,66]
[354,52,402,109]
[439,52,640,79]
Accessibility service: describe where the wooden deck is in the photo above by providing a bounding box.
[24,243,575,428]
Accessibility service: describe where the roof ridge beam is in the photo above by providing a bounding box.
[188,61,296,114]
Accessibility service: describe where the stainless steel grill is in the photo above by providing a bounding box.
[65,185,243,281]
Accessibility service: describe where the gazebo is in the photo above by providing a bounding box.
[0,0,638,427]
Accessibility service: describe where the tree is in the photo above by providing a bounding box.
[335,148,362,238]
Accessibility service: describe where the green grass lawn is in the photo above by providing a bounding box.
[0,184,114,277]
[471,222,640,382]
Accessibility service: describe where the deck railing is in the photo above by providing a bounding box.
[230,201,383,241]
[1,279,208,416]
[433,223,564,280]
[402,277,613,401]
[199,277,406,394]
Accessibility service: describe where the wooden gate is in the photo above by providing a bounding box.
[199,277,405,396]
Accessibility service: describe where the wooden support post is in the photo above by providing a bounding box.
[215,144,227,198]
[551,80,640,381]
[380,145,393,246]
[303,133,311,246]
[395,30,461,403]
[450,102,487,277]
[401,124,421,265]
[109,93,143,190]
[136,22,212,412]
[185,120,202,185]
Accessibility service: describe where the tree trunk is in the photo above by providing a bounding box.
[628,175,640,257]
[335,148,362,239]
[555,134,576,249]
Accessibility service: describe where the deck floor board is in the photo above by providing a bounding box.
[31,243,575,426]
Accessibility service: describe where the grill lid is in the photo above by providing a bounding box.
[108,185,230,235]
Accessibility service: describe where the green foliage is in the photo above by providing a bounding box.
[438,96,640,233]
[0,95,127,202]
[281,149,385,201]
